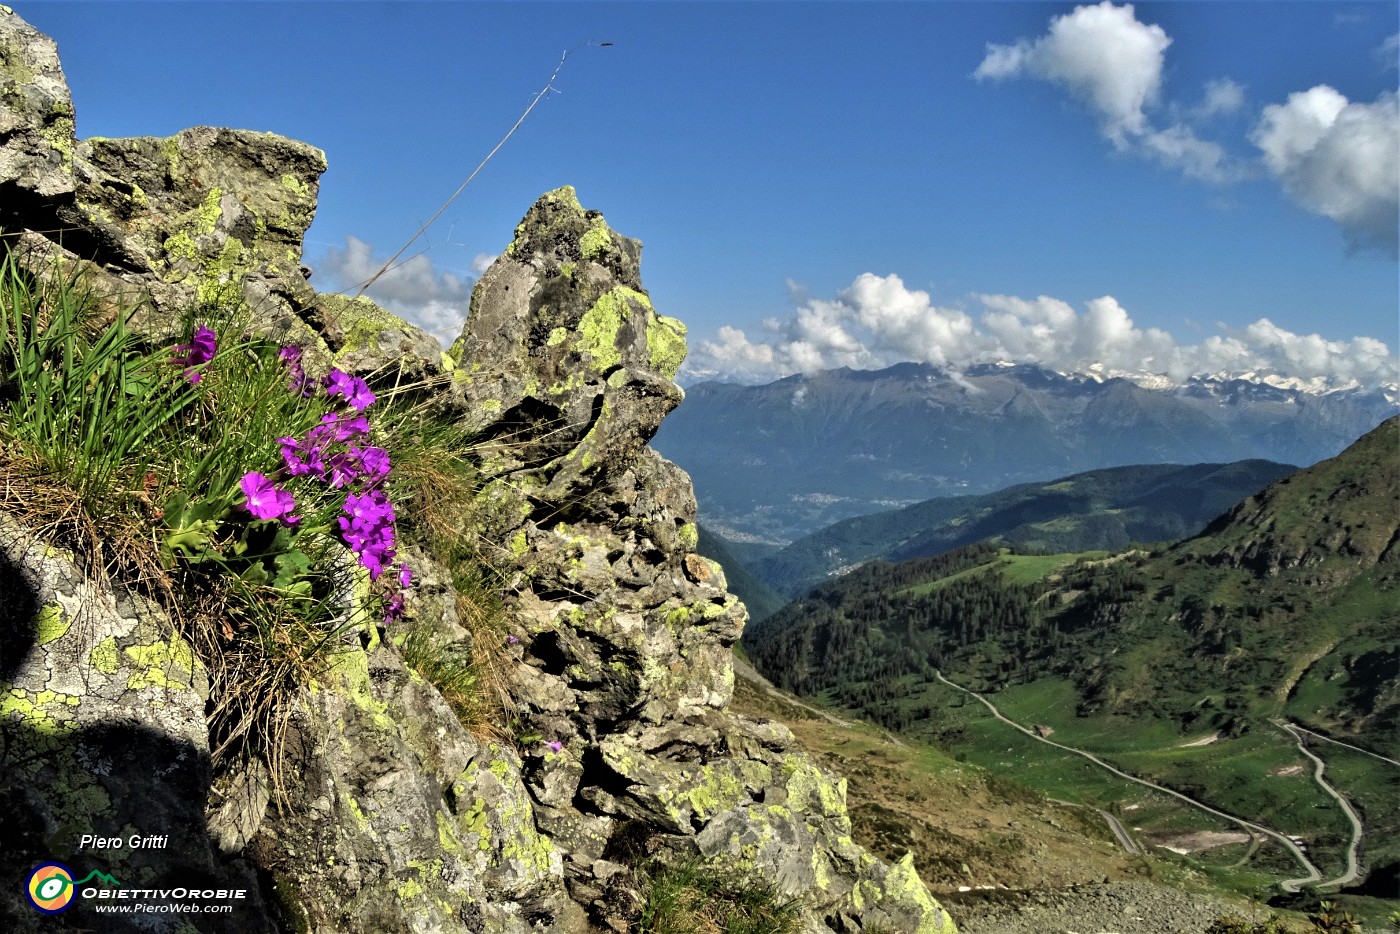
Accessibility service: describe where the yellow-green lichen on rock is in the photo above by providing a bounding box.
[33,602,69,645]
[648,312,687,380]
[319,293,409,357]
[579,218,612,260]
[315,291,445,379]
[196,186,223,233]
[578,286,649,373]
[124,634,200,691]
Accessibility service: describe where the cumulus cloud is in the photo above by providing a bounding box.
[973,2,1243,181]
[1252,87,1400,256]
[686,273,1399,390]
[318,236,476,346]
[470,253,498,275]
[974,1,1169,141]
[974,4,1399,246]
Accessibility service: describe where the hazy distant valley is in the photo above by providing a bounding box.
[653,362,1399,544]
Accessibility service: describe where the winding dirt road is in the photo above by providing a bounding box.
[934,671,1324,891]
[1277,722,1364,889]
[1284,720,1400,768]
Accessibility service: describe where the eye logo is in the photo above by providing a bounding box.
[27,863,76,914]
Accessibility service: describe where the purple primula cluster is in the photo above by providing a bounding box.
[169,329,415,627]
[338,488,397,579]
[273,356,409,620]
[171,326,218,384]
[323,368,377,411]
[174,332,413,626]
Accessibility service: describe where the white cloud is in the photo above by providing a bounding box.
[1381,33,1399,68]
[974,2,1245,183]
[974,4,1398,243]
[974,1,1168,141]
[1251,87,1400,256]
[470,252,498,275]
[318,236,476,346]
[687,273,1399,391]
[1137,123,1238,182]
[1197,78,1245,118]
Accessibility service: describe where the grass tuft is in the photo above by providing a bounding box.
[637,858,801,934]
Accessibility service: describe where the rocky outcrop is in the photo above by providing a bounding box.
[1,9,955,933]
[449,187,952,932]
[1,6,442,378]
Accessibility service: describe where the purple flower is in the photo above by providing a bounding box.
[323,452,360,489]
[240,472,298,524]
[358,542,396,580]
[397,564,413,589]
[316,413,369,444]
[544,741,563,753]
[338,489,398,580]
[278,436,324,478]
[345,381,376,412]
[279,345,314,397]
[384,591,406,625]
[340,488,394,530]
[172,326,218,383]
[324,369,376,411]
[507,635,519,645]
[353,446,392,486]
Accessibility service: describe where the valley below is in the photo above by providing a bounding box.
[704,414,1400,928]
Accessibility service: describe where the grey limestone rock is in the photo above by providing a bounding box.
[0,6,74,201]
[0,512,273,933]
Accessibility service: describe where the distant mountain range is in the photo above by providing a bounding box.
[652,362,1399,543]
[748,459,1298,600]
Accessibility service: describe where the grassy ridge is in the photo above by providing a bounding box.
[755,460,1297,597]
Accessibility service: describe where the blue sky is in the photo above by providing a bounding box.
[20,0,1400,388]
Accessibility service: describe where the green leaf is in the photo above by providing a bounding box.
[239,564,269,587]
[272,549,312,589]
[161,520,221,563]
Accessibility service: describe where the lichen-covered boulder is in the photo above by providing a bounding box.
[0,512,274,933]
[74,126,325,302]
[452,188,956,933]
[0,6,75,202]
[226,634,569,934]
[312,292,450,380]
